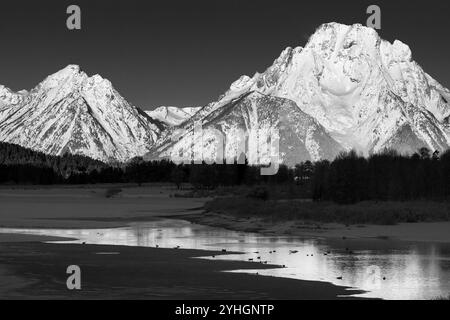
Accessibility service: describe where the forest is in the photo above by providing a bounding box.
[0,142,449,204]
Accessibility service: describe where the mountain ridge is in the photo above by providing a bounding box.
[146,23,450,164]
[145,91,344,165]
[1,23,449,164]
[146,106,202,127]
[0,65,165,162]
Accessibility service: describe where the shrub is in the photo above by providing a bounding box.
[105,188,122,198]
[246,186,270,201]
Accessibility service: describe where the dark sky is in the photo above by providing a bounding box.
[0,0,449,110]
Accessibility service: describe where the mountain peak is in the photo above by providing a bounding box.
[305,23,381,60]
[44,65,112,85]
[64,64,81,72]
[0,85,11,95]
[197,22,449,157]
[313,22,379,38]
[52,64,83,78]
[0,64,163,162]
[1,23,449,164]
[35,65,118,102]
[391,40,412,62]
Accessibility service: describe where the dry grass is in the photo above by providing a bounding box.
[205,198,450,225]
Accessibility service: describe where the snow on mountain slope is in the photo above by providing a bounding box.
[0,65,164,162]
[2,23,449,165]
[0,86,28,122]
[193,22,450,155]
[146,106,201,126]
[146,91,343,166]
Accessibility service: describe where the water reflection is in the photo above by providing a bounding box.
[1,219,449,300]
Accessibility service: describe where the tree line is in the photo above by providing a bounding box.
[311,148,450,204]
[0,142,449,203]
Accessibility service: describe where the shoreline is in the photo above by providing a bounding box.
[179,211,450,244]
[0,186,366,299]
[2,186,449,299]
[0,240,366,300]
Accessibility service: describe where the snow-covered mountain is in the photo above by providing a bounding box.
[221,23,450,155]
[146,23,450,164]
[146,92,343,165]
[0,65,164,162]
[0,86,28,119]
[1,23,449,165]
[146,106,201,126]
